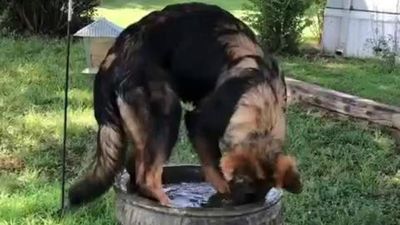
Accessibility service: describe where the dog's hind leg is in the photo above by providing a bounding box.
[117,88,149,193]
[117,83,181,205]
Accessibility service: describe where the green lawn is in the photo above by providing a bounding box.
[0,1,399,224]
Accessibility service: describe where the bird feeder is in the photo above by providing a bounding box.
[74,18,123,74]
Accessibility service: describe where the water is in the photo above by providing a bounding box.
[163,182,217,208]
[163,182,282,208]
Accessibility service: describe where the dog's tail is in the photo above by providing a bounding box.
[68,124,125,206]
[68,67,126,206]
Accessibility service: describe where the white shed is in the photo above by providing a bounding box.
[322,0,400,57]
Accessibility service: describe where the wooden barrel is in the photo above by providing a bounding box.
[114,165,283,225]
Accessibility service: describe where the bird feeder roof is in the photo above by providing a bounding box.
[74,18,123,38]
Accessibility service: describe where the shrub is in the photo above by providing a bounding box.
[243,0,313,54]
[365,33,398,73]
[0,0,100,37]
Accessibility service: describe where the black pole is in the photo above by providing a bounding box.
[61,0,72,214]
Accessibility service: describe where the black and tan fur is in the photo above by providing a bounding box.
[68,2,301,206]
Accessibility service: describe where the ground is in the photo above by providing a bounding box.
[0,1,399,225]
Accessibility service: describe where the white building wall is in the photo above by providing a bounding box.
[353,0,400,13]
[322,0,400,57]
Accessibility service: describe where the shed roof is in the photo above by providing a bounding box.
[74,18,123,38]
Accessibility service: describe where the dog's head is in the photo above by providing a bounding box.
[219,138,301,203]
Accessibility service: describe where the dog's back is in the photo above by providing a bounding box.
[108,3,261,103]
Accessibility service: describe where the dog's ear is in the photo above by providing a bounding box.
[220,150,265,182]
[274,155,302,193]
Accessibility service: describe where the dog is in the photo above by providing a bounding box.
[68,2,302,206]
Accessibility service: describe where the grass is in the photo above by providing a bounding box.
[284,107,400,225]
[0,36,399,225]
[0,1,399,224]
[282,56,400,106]
[96,0,248,27]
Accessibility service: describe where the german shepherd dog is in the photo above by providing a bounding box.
[68,2,302,206]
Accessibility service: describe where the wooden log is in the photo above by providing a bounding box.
[285,77,400,130]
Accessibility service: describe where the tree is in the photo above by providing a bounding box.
[0,0,100,36]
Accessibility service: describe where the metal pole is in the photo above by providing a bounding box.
[61,0,73,214]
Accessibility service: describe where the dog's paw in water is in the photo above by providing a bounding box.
[203,183,272,208]
[202,193,234,208]
[202,191,261,208]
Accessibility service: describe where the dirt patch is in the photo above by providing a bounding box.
[0,155,25,171]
